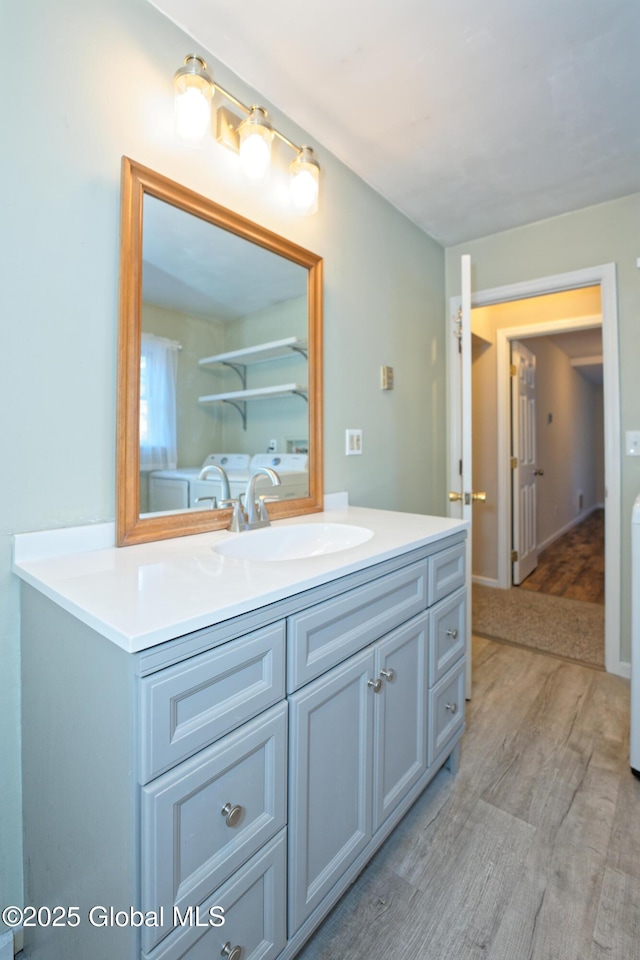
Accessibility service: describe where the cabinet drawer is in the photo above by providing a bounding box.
[428,587,466,686]
[140,622,285,783]
[428,541,465,604]
[142,830,287,960]
[141,703,287,953]
[428,659,465,766]
[287,559,428,690]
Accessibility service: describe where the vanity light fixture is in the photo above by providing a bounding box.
[173,55,321,214]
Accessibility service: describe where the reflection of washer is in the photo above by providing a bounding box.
[149,453,309,512]
[149,454,251,512]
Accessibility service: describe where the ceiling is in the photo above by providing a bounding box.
[147,0,640,246]
[143,196,306,320]
[548,327,603,385]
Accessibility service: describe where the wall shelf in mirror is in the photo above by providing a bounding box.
[116,157,323,546]
[199,383,308,430]
[199,336,308,369]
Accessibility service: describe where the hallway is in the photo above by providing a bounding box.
[518,509,605,605]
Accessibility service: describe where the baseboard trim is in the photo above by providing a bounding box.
[472,575,501,589]
[537,504,602,553]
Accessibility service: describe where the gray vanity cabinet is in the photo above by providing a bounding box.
[288,612,429,934]
[20,529,466,960]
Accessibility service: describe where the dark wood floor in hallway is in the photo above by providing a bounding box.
[518,508,605,604]
[296,637,638,960]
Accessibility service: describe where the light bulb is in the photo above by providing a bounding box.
[173,56,213,147]
[238,107,273,182]
[290,147,320,215]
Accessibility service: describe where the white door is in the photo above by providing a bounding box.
[511,340,538,584]
[448,255,475,698]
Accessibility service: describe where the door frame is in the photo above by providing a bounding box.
[448,262,623,678]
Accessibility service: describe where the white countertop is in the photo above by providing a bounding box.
[13,506,467,653]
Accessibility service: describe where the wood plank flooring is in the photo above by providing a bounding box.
[518,509,605,604]
[296,637,639,960]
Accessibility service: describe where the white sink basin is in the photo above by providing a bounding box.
[214,523,374,561]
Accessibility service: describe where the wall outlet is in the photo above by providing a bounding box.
[345,429,363,456]
[267,438,277,453]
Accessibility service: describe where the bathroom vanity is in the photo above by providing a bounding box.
[15,506,467,960]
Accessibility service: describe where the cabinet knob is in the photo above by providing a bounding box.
[445,702,458,714]
[446,628,458,639]
[221,802,243,827]
[367,678,382,693]
[221,943,243,960]
[379,668,395,681]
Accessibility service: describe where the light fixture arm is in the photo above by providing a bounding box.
[212,81,303,157]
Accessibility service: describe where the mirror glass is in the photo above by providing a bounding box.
[117,158,323,546]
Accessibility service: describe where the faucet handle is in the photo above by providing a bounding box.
[195,495,217,510]
[258,495,280,521]
[219,499,244,532]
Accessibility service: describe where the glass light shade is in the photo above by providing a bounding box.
[238,107,274,181]
[174,55,213,147]
[290,147,320,215]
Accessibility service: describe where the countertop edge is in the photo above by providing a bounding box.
[14,508,468,653]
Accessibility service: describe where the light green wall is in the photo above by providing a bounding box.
[2,0,446,923]
[446,193,640,661]
[222,297,309,454]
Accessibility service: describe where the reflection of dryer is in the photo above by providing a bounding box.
[148,454,251,513]
[247,454,309,501]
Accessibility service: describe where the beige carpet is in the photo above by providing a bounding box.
[472,583,605,668]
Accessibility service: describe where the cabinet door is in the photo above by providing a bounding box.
[373,613,429,832]
[288,648,375,935]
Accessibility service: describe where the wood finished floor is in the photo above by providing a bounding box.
[518,509,605,604]
[296,636,639,960]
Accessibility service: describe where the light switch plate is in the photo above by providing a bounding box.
[626,430,640,456]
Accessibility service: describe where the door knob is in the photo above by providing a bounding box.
[449,491,486,504]
[534,469,544,476]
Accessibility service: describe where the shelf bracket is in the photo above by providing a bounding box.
[290,345,308,360]
[221,398,247,430]
[220,361,247,390]
[292,390,308,403]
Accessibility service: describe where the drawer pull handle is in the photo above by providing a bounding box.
[446,628,458,639]
[367,678,382,693]
[445,702,458,714]
[221,803,243,828]
[221,943,243,960]
[380,668,395,681]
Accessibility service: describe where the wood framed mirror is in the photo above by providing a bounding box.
[117,157,323,546]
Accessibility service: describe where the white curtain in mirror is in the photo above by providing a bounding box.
[139,333,179,471]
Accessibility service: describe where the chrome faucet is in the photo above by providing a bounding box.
[198,464,231,503]
[244,467,281,527]
[222,467,281,532]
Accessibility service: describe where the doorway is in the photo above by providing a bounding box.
[447,263,622,677]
